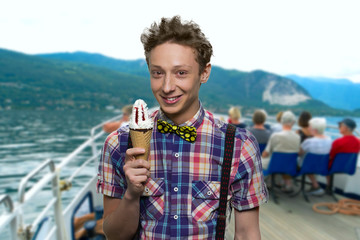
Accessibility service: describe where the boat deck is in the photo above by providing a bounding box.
[227,190,360,240]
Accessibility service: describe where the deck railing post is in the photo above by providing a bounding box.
[52,168,68,240]
[10,216,17,240]
[0,195,17,240]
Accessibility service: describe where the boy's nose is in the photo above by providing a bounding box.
[162,74,176,93]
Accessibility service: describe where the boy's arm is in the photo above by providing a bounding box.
[102,147,150,240]
[234,207,260,240]
[103,194,140,240]
[231,132,267,240]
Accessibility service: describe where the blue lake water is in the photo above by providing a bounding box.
[0,110,114,178]
[0,110,115,224]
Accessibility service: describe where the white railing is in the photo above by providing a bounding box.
[18,159,65,240]
[326,124,360,137]
[0,113,123,240]
[0,194,17,240]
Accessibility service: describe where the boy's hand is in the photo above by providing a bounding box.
[123,147,151,200]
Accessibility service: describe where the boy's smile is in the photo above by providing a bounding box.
[149,42,211,125]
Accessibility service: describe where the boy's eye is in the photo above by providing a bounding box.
[178,71,187,76]
[152,71,163,76]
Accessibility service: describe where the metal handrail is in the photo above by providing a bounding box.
[231,115,360,138]
[67,154,100,183]
[90,113,123,138]
[18,159,55,204]
[30,198,57,232]
[0,207,17,240]
[58,130,104,170]
[13,159,62,237]
[0,195,13,213]
[327,124,360,136]
[58,112,128,171]
[90,113,123,156]
[0,196,17,240]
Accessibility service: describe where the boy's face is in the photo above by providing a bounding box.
[149,42,211,125]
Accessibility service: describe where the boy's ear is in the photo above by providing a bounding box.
[200,63,212,84]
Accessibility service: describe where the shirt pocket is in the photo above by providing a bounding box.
[140,178,165,221]
[192,180,221,222]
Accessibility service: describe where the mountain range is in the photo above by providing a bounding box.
[286,75,360,112]
[0,48,354,116]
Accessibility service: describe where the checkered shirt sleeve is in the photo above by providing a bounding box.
[96,131,126,198]
[230,129,268,211]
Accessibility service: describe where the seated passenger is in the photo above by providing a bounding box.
[103,105,132,133]
[228,106,247,128]
[248,109,271,150]
[328,118,360,169]
[270,111,283,133]
[326,118,360,193]
[262,111,300,193]
[299,118,332,195]
[296,111,313,143]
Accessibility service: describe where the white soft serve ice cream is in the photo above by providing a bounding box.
[129,99,153,130]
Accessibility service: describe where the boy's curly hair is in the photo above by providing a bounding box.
[140,16,213,74]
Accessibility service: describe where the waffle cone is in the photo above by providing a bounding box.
[130,129,152,160]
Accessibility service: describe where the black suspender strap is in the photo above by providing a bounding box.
[216,124,236,240]
[128,134,133,148]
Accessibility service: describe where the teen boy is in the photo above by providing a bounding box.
[97,16,268,239]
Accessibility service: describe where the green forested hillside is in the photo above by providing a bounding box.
[0,49,155,110]
[38,52,150,78]
[0,49,353,116]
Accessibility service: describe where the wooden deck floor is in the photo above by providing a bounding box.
[227,190,360,240]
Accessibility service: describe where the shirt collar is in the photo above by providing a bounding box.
[156,101,205,129]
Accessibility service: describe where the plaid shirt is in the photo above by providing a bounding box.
[97,104,268,239]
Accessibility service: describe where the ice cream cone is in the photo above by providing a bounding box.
[130,129,152,160]
[129,99,153,160]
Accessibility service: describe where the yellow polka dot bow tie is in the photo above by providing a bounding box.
[157,119,197,143]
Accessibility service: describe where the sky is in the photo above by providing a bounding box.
[1,0,360,82]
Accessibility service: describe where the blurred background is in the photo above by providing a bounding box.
[1,1,360,239]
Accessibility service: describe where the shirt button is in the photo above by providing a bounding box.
[207,191,212,196]
[145,187,149,193]
[174,215,178,220]
[174,153,179,158]
[174,187,179,192]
